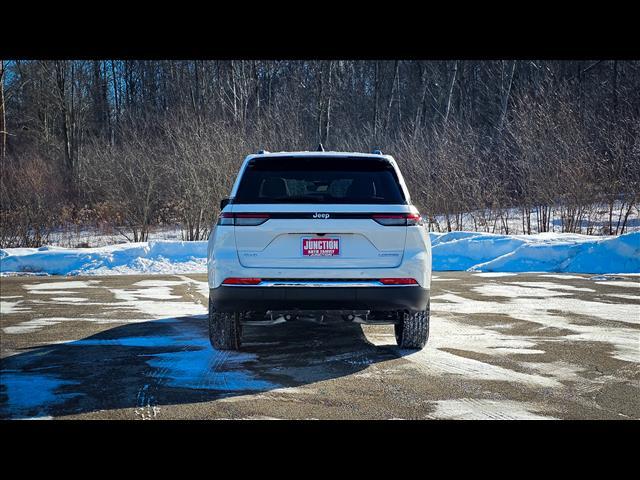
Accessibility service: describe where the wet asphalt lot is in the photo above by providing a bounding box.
[0,272,638,420]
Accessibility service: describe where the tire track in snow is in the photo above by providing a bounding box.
[176,275,209,306]
[199,348,231,391]
[134,384,159,420]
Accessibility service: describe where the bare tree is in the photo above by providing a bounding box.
[1,60,638,246]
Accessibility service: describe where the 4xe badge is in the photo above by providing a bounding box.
[312,213,330,219]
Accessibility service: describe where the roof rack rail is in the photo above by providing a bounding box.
[317,143,325,152]
[257,150,270,154]
[372,148,383,155]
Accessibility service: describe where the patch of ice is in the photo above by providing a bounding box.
[432,291,640,362]
[540,274,587,280]
[0,372,80,419]
[507,281,596,292]
[606,294,640,301]
[365,320,562,387]
[145,345,276,392]
[594,281,639,289]
[519,361,588,383]
[0,299,29,315]
[71,336,185,348]
[49,297,90,303]
[473,272,518,277]
[111,286,181,301]
[401,347,561,387]
[24,280,100,291]
[132,279,189,288]
[29,290,76,295]
[106,286,206,318]
[3,317,150,334]
[427,399,557,420]
[472,284,572,298]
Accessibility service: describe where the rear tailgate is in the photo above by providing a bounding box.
[232,206,408,269]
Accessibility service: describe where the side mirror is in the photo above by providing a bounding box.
[220,198,230,210]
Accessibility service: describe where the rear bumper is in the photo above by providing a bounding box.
[210,285,430,312]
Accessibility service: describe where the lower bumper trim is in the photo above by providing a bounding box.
[210,285,430,312]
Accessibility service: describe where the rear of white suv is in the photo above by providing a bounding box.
[207,151,431,350]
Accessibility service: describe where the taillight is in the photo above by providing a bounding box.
[405,213,422,226]
[222,277,262,285]
[218,212,234,225]
[234,213,270,226]
[372,213,422,226]
[218,213,270,226]
[379,278,418,285]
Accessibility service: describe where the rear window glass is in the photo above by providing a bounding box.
[233,157,407,204]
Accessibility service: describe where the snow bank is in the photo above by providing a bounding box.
[0,241,207,276]
[1,232,638,276]
[430,233,526,270]
[468,231,640,274]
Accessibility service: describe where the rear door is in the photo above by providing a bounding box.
[229,156,410,269]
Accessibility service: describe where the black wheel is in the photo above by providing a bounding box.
[208,297,242,350]
[394,301,430,349]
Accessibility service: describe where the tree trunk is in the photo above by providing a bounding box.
[55,61,73,177]
[323,61,333,146]
[442,60,458,127]
[497,60,516,134]
[384,60,399,133]
[620,198,635,234]
[612,60,618,122]
[414,63,429,137]
[316,63,325,145]
[372,61,380,142]
[0,60,6,160]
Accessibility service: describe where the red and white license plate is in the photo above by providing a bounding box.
[302,237,340,256]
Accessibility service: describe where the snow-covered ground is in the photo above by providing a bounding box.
[1,231,638,276]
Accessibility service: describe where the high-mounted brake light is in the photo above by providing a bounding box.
[379,278,418,285]
[218,213,270,226]
[372,213,422,226]
[222,277,262,285]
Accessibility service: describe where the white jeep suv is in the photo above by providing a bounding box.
[207,149,432,350]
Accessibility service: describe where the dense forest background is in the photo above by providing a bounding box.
[0,60,638,247]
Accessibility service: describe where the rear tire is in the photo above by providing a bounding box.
[394,301,430,349]
[208,297,242,350]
